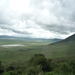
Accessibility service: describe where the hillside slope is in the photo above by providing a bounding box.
[60,34,75,43]
[50,34,75,45]
[43,34,75,58]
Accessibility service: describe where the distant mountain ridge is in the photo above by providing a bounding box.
[61,34,75,43]
[58,34,75,43]
[0,35,17,39]
[50,34,75,45]
[0,35,61,43]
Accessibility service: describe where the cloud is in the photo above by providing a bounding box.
[0,0,75,39]
[30,0,75,35]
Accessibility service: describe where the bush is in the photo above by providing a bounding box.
[6,65,14,71]
[28,54,52,72]
[69,60,75,74]
[54,60,75,75]
[0,61,4,74]
[46,72,54,75]
[26,66,42,75]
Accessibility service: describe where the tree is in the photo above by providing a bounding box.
[28,54,52,72]
[0,61,4,74]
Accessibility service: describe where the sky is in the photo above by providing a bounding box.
[0,0,75,39]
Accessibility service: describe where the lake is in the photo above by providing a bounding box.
[1,44,25,48]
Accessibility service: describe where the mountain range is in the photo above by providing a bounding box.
[0,35,61,43]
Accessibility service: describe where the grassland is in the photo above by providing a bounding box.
[0,38,75,75]
[0,39,75,65]
[0,39,51,65]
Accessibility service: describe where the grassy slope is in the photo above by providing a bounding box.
[42,42,75,58]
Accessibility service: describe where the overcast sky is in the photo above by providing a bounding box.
[0,0,75,39]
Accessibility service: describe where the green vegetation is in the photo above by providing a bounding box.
[0,54,75,75]
[0,38,75,65]
[0,34,75,75]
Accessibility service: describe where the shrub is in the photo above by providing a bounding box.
[46,72,54,75]
[26,66,42,75]
[28,54,52,72]
[0,61,4,74]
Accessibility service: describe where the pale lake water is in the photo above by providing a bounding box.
[1,44,25,48]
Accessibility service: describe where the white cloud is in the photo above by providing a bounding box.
[0,0,75,39]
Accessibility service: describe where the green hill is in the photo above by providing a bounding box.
[44,34,75,58]
[63,34,75,42]
[58,34,75,43]
[50,34,75,45]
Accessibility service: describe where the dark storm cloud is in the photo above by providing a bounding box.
[35,20,75,34]
[0,26,31,35]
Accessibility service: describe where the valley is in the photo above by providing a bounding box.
[0,34,75,64]
[0,34,75,75]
